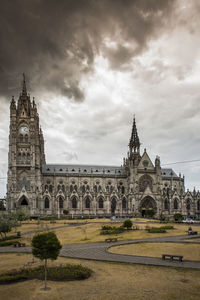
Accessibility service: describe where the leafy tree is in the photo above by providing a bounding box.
[63,209,69,215]
[15,209,30,223]
[174,213,183,222]
[123,219,133,229]
[0,218,12,238]
[32,232,62,290]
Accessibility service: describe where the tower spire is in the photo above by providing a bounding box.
[129,116,140,154]
[22,73,27,96]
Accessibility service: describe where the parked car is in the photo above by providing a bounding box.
[182,218,194,224]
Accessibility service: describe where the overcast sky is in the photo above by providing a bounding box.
[1,0,200,197]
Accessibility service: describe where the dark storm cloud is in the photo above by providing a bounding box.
[0,0,175,100]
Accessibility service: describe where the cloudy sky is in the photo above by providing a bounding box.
[0,0,200,197]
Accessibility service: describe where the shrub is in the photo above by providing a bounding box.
[0,264,92,284]
[123,219,133,229]
[0,235,20,241]
[100,225,124,235]
[160,225,174,230]
[0,240,20,247]
[148,227,166,233]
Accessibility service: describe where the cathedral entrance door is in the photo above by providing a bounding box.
[111,198,116,215]
[140,196,157,217]
[19,196,29,211]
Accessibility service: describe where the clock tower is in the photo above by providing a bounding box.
[7,74,45,214]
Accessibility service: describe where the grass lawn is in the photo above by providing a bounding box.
[10,219,192,246]
[109,242,200,261]
[0,253,199,300]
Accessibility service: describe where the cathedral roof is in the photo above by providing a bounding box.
[42,164,126,176]
[161,168,178,178]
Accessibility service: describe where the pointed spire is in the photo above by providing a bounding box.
[22,73,27,96]
[129,116,140,154]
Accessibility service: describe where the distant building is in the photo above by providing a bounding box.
[6,75,200,218]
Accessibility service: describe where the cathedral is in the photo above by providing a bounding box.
[7,75,200,219]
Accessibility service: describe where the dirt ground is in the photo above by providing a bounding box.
[109,242,200,261]
[0,253,200,300]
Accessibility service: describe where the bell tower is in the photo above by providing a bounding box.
[7,74,45,214]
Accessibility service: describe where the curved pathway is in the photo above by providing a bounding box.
[1,234,200,269]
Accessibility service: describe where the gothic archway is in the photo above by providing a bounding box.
[20,196,28,206]
[140,196,157,217]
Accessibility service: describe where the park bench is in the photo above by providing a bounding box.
[13,243,26,247]
[188,231,198,235]
[105,238,118,243]
[162,254,183,262]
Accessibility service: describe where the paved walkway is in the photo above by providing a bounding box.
[1,234,200,270]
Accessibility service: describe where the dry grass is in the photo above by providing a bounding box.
[9,220,192,246]
[0,253,199,300]
[109,242,200,261]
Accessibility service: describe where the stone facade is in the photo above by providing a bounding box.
[7,76,200,219]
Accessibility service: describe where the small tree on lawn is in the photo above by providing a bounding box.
[123,219,133,229]
[0,217,12,238]
[32,232,62,290]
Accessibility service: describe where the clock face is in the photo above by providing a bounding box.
[19,126,29,135]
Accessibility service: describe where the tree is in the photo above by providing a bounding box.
[174,213,183,222]
[32,232,62,290]
[15,209,30,223]
[63,209,69,216]
[0,218,12,238]
[123,219,133,229]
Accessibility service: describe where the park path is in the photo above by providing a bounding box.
[1,234,200,269]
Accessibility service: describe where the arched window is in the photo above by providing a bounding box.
[57,185,61,192]
[139,174,153,192]
[197,199,200,211]
[98,197,104,209]
[59,197,63,209]
[70,185,73,193]
[122,197,127,209]
[121,186,125,194]
[49,185,53,193]
[174,198,178,210]
[86,185,90,191]
[45,185,48,191]
[25,134,28,143]
[164,199,169,210]
[110,186,113,193]
[72,196,77,209]
[186,199,190,211]
[85,197,90,209]
[62,185,65,193]
[44,197,49,209]
[98,185,101,193]
[94,185,97,193]
[74,185,77,192]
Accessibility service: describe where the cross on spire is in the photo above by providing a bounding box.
[129,116,140,154]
